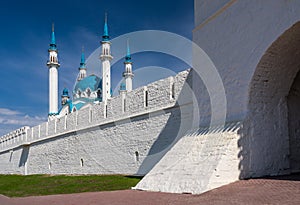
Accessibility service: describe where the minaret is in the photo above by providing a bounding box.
[61,88,70,106]
[100,13,113,102]
[123,40,134,91]
[47,24,60,120]
[77,47,87,81]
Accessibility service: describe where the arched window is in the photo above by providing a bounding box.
[80,158,84,167]
[97,90,101,99]
[86,88,91,97]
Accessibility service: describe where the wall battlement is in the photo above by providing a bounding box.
[0,69,190,153]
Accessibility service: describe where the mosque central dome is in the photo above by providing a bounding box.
[73,75,102,100]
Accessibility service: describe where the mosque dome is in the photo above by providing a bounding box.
[73,75,102,99]
[120,82,126,91]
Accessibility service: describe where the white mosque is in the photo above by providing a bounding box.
[47,17,134,120]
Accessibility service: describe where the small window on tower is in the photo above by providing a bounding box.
[135,151,139,162]
[145,90,148,107]
[80,158,84,167]
[171,82,175,99]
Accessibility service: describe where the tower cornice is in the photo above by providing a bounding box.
[100,54,113,61]
[123,72,134,78]
[47,61,60,68]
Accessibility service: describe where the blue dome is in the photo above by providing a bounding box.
[62,88,69,96]
[74,75,102,93]
[120,82,126,91]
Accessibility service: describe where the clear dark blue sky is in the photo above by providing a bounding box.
[0,0,194,135]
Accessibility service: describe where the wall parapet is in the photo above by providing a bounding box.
[0,69,191,153]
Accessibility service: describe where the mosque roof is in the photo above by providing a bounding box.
[74,75,102,93]
[73,101,86,111]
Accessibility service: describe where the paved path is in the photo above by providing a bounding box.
[1,176,300,205]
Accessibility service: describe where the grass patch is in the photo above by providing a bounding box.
[0,175,141,197]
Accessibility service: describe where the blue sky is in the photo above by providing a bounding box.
[0,0,194,136]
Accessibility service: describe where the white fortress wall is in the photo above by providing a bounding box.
[135,0,300,194]
[193,0,300,178]
[134,123,241,194]
[0,70,191,175]
[193,0,300,121]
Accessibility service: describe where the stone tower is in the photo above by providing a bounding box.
[123,40,134,91]
[100,14,113,102]
[47,24,60,120]
[77,47,87,81]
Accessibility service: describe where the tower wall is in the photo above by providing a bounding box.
[101,60,111,101]
[101,41,112,102]
[49,67,58,115]
[125,75,133,92]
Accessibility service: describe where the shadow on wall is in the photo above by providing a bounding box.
[238,21,300,179]
[136,70,194,175]
[19,146,30,168]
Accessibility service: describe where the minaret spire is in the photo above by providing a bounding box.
[77,46,87,81]
[100,13,113,102]
[123,39,134,92]
[50,23,56,50]
[102,12,109,41]
[47,23,60,120]
[80,46,86,68]
[125,39,131,62]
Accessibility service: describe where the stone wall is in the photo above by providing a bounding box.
[0,70,191,176]
[135,123,241,194]
[136,0,300,195]
[193,0,300,179]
